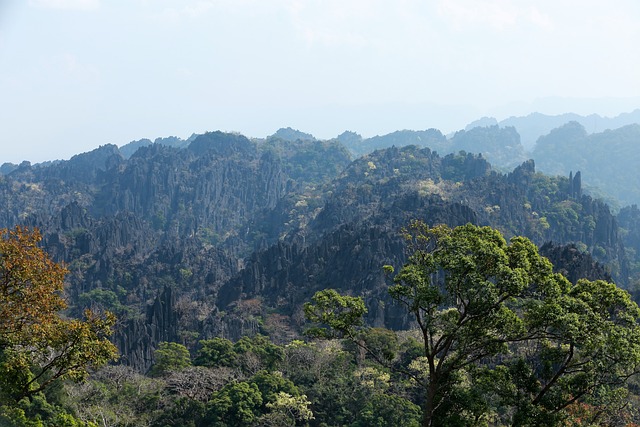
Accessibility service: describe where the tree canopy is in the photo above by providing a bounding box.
[305,221,640,426]
[0,226,118,424]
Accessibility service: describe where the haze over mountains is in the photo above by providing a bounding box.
[5,100,640,421]
[5,109,639,207]
[465,108,640,149]
[4,2,640,422]
[1,109,640,373]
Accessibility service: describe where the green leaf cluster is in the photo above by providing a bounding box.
[305,222,640,426]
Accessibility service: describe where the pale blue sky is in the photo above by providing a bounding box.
[1,0,639,164]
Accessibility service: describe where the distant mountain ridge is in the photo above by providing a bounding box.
[466,109,640,149]
[4,108,640,209]
[2,130,638,371]
[533,121,640,207]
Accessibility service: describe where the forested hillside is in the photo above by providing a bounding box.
[326,116,640,207]
[2,128,640,425]
[0,131,635,363]
[533,122,640,207]
[5,116,640,207]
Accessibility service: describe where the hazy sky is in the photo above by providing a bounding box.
[1,0,639,164]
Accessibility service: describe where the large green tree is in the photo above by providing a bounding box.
[305,221,640,426]
[149,342,192,377]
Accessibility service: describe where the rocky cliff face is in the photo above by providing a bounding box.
[0,133,632,370]
[218,196,478,331]
[619,205,640,252]
[115,286,179,372]
[217,147,629,336]
[540,242,612,284]
[0,132,355,369]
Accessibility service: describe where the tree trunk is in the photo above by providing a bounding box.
[422,378,438,427]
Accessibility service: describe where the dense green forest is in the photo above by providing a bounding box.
[1,119,640,425]
[2,224,640,426]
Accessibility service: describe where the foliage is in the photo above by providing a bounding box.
[5,128,640,426]
[0,395,99,427]
[385,221,544,425]
[260,391,314,426]
[77,288,130,317]
[152,397,206,427]
[250,370,299,407]
[506,277,640,426]
[303,289,368,340]
[0,227,67,344]
[305,221,640,426]
[65,365,164,427]
[149,342,191,377]
[232,335,285,374]
[204,381,263,426]
[347,327,399,363]
[351,393,421,427]
[194,337,238,368]
[0,226,118,407]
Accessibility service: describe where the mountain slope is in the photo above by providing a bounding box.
[533,122,640,207]
[0,132,632,371]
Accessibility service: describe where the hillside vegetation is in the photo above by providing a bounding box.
[1,125,640,425]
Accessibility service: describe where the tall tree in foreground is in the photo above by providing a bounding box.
[306,221,640,426]
[0,227,118,412]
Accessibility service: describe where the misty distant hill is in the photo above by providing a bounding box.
[119,135,195,159]
[267,127,316,142]
[533,122,640,207]
[465,109,640,149]
[4,111,640,209]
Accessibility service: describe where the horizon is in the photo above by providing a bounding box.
[2,104,640,165]
[1,1,639,164]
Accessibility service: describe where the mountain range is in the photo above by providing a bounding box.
[2,117,640,371]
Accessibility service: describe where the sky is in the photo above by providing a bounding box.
[1,0,639,164]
